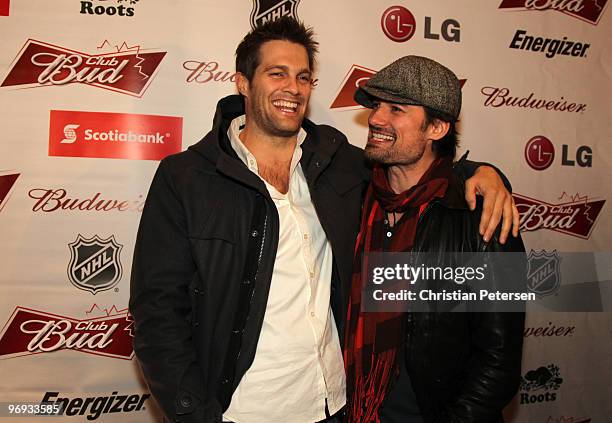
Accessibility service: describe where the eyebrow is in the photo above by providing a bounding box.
[263,65,311,74]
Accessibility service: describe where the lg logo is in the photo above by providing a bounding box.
[525,135,592,171]
[381,5,460,43]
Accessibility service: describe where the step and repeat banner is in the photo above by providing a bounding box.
[1,1,610,422]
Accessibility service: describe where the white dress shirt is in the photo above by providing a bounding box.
[222,116,346,423]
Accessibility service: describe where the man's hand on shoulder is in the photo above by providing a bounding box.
[464,165,520,244]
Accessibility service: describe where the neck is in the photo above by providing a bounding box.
[239,122,298,163]
[386,154,436,194]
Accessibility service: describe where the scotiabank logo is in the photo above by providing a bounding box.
[1,39,166,97]
[0,172,20,212]
[331,65,466,110]
[49,110,182,160]
[514,192,605,239]
[499,0,608,25]
[0,304,133,360]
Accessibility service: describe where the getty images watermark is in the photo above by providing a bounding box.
[362,252,612,313]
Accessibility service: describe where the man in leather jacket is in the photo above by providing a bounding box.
[130,18,520,423]
[344,56,525,423]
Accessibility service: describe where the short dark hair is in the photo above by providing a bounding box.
[422,107,459,159]
[235,16,319,82]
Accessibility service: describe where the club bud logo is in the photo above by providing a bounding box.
[331,65,466,110]
[1,39,166,97]
[68,234,123,294]
[0,172,20,212]
[49,110,183,160]
[499,0,608,25]
[514,192,605,239]
[0,304,134,359]
[251,0,300,28]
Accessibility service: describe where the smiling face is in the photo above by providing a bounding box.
[238,40,312,139]
[365,101,447,166]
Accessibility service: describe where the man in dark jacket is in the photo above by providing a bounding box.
[130,18,518,423]
[344,56,525,423]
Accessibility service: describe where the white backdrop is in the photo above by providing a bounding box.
[1,1,611,421]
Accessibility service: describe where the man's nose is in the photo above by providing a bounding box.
[283,77,299,95]
[368,107,388,127]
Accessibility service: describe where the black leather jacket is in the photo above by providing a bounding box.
[404,172,526,423]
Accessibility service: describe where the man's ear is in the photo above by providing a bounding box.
[428,119,450,141]
[236,72,250,97]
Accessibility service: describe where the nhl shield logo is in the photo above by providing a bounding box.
[250,0,300,29]
[526,250,561,297]
[68,235,123,294]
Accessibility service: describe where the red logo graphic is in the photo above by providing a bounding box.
[514,192,605,239]
[499,0,608,25]
[0,172,19,212]
[49,110,182,160]
[330,65,377,109]
[1,0,9,16]
[1,39,166,97]
[525,135,555,170]
[0,304,134,360]
[381,6,417,42]
[331,65,466,110]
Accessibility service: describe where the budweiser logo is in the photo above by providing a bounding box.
[0,172,20,212]
[481,87,587,113]
[1,39,166,97]
[499,0,608,25]
[514,192,605,239]
[49,110,183,160]
[28,188,145,213]
[183,60,237,84]
[0,304,133,360]
[331,64,466,110]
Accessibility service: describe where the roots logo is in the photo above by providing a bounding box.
[49,110,183,160]
[499,0,608,25]
[514,192,605,239]
[250,0,299,28]
[520,364,563,404]
[381,6,417,42]
[68,234,123,294]
[527,250,561,297]
[331,65,466,110]
[80,0,139,17]
[1,39,166,97]
[0,304,134,359]
[0,172,20,212]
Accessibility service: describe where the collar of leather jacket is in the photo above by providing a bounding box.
[189,95,341,167]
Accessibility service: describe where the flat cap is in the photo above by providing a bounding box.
[355,55,461,121]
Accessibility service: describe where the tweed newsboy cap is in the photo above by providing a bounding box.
[355,55,461,121]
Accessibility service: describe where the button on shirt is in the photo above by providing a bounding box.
[223,116,346,423]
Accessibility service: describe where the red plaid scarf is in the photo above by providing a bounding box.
[344,157,452,423]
